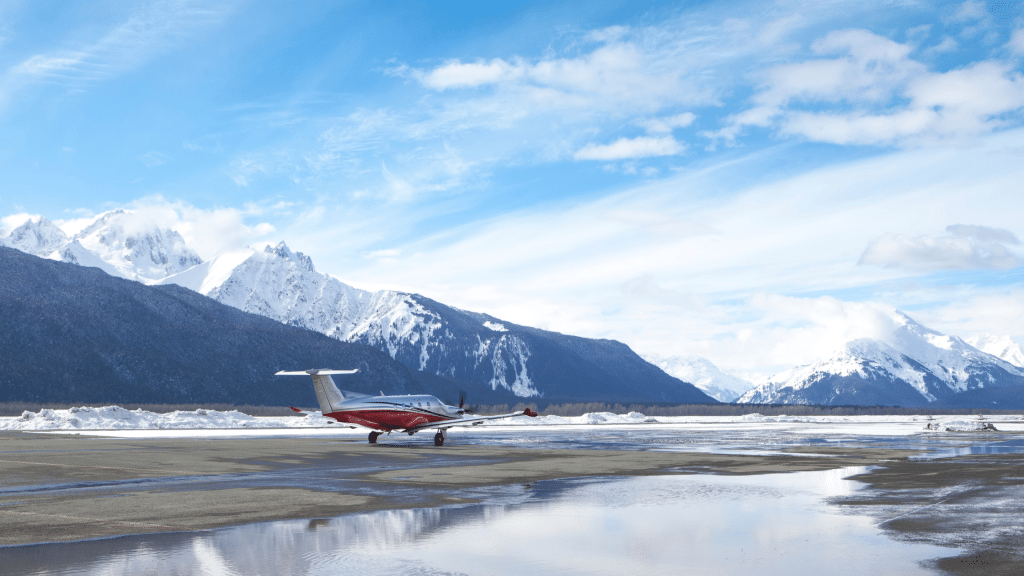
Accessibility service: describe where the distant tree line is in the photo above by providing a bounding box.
[0,402,300,417]
[472,402,1024,417]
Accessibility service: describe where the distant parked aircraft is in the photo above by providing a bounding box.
[276,369,537,445]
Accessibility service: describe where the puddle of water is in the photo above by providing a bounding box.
[451,426,1024,462]
[5,467,957,576]
[910,438,1024,460]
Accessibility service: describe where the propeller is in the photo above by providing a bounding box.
[458,391,474,414]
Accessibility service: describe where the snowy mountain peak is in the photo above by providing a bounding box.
[967,334,1024,368]
[0,216,68,256]
[739,314,1024,406]
[263,241,316,273]
[70,210,203,282]
[643,354,753,402]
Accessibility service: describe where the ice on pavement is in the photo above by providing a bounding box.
[1,406,1021,432]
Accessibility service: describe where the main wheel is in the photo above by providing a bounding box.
[369,431,380,444]
[434,432,444,446]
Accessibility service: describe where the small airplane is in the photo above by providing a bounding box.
[276,368,538,446]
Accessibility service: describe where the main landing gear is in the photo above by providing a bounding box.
[368,431,380,444]
[434,431,445,446]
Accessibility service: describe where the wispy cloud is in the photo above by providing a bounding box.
[708,28,1024,147]
[7,0,230,89]
[333,128,1024,372]
[138,151,171,168]
[860,224,1022,270]
[574,136,685,161]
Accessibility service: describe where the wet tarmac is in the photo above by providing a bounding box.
[2,424,1024,575]
[5,468,955,576]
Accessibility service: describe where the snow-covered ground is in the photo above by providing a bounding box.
[3,406,1023,438]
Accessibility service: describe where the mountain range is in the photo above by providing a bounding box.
[0,246,460,405]
[737,311,1024,408]
[0,214,714,405]
[4,211,1024,408]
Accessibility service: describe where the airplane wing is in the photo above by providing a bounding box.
[403,408,538,435]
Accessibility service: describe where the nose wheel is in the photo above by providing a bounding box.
[369,431,380,444]
[434,431,445,446]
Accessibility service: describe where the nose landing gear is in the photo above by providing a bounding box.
[369,431,380,444]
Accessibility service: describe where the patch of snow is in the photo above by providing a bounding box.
[922,417,1000,432]
[0,406,337,431]
[483,321,507,332]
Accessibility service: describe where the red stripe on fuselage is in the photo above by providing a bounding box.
[325,408,453,431]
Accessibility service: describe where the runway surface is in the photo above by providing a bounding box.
[2,422,1023,575]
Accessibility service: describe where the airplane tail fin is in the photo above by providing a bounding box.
[275,369,361,415]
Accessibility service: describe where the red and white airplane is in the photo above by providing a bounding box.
[276,368,538,446]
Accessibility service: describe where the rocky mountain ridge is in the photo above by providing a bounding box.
[2,214,713,404]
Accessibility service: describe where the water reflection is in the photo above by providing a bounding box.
[7,467,956,576]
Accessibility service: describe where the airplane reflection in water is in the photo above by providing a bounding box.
[3,468,957,576]
[276,369,537,445]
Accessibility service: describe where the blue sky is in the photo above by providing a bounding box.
[2,0,1023,374]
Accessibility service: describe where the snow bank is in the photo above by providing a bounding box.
[0,406,336,431]
[923,417,1000,432]
[3,406,1020,432]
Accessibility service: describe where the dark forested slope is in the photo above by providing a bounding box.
[0,247,485,406]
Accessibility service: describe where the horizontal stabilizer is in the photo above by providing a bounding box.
[275,369,359,376]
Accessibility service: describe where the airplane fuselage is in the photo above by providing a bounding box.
[325,394,461,431]
[276,369,536,445]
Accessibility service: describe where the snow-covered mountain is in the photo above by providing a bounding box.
[157,242,712,403]
[738,311,1024,406]
[643,354,753,402]
[0,217,69,256]
[0,212,202,282]
[966,334,1024,368]
[71,211,203,281]
[4,214,709,403]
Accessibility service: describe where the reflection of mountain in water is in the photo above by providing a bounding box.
[6,472,953,576]
[3,497,520,576]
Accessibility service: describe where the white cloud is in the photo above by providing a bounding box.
[924,36,958,55]
[138,151,171,167]
[918,290,1024,342]
[420,58,524,89]
[1010,28,1024,56]
[413,42,697,111]
[8,1,227,88]
[365,248,400,260]
[112,196,274,260]
[14,54,88,76]
[331,128,1024,374]
[640,113,697,134]
[574,136,684,160]
[0,213,41,236]
[859,225,1021,270]
[2,202,275,261]
[712,29,1024,147]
